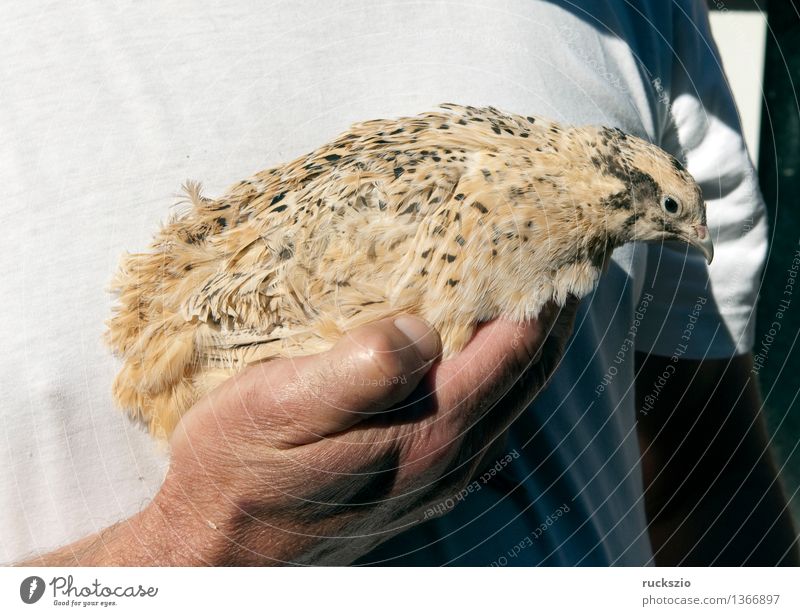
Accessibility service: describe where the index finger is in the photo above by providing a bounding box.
[427,297,579,434]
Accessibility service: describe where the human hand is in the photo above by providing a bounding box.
[138,301,578,565]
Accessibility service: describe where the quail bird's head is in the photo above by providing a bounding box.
[585,126,713,263]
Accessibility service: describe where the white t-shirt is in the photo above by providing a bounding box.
[0,0,765,565]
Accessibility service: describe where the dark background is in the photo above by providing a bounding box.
[718,0,800,523]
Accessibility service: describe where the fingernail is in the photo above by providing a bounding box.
[394,316,440,361]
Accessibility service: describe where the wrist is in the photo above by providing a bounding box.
[136,473,235,566]
[144,469,312,566]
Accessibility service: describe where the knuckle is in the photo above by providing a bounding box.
[353,327,401,357]
[216,369,258,414]
[352,329,408,382]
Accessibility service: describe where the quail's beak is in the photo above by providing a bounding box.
[688,224,714,264]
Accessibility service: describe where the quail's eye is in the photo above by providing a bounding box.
[662,196,681,215]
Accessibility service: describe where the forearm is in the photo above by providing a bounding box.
[15,473,333,567]
[16,493,217,566]
[636,352,799,566]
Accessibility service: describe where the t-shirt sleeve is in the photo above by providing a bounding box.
[634,1,768,359]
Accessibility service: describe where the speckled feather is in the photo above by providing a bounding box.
[106,104,707,437]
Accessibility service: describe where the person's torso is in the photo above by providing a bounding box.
[0,0,681,564]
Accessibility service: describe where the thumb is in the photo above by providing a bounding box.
[225,315,441,446]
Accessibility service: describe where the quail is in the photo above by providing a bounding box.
[106,104,713,437]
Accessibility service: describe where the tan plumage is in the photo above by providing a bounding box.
[106,104,712,438]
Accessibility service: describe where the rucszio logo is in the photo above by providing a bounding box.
[20,576,46,604]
